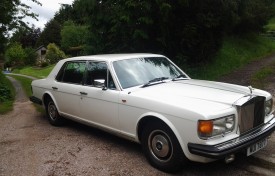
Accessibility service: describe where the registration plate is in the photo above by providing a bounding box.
[247,138,268,156]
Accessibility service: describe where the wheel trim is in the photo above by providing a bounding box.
[48,102,57,120]
[148,130,173,162]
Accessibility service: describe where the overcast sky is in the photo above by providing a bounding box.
[21,0,74,29]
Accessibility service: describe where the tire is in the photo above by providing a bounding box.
[141,122,187,173]
[45,100,63,126]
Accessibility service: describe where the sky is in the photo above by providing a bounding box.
[21,0,74,29]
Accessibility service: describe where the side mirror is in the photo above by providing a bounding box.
[94,79,107,90]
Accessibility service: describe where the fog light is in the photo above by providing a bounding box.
[224,154,235,164]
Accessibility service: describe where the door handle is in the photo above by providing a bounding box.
[80,92,88,95]
[52,87,58,90]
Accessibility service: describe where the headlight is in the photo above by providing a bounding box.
[198,115,235,139]
[265,99,273,115]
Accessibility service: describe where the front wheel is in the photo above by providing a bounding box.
[141,122,187,173]
[46,100,63,126]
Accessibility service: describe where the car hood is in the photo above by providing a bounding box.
[127,79,255,115]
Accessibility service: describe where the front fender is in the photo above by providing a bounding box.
[136,112,186,153]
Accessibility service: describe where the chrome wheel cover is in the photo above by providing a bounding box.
[148,130,173,162]
[48,102,57,120]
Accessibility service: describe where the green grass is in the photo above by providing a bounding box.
[251,61,275,89]
[13,65,55,79]
[188,34,275,80]
[0,101,14,114]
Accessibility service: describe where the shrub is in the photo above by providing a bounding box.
[24,47,38,65]
[5,42,26,66]
[45,43,66,64]
[0,72,12,103]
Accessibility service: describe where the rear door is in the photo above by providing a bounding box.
[52,61,86,117]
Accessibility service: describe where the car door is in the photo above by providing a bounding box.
[52,61,86,118]
[79,61,120,130]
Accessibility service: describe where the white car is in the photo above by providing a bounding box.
[30,53,275,172]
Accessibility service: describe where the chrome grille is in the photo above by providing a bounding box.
[236,96,265,134]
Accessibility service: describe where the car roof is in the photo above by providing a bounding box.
[62,53,165,62]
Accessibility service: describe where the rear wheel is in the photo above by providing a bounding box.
[46,100,63,126]
[141,122,187,173]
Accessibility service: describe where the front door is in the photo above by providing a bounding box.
[79,61,120,131]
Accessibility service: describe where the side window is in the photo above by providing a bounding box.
[56,61,86,84]
[86,62,116,89]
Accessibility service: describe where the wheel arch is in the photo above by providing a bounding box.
[42,91,60,111]
[136,113,186,152]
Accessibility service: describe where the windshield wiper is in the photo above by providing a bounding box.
[172,74,187,81]
[142,77,169,87]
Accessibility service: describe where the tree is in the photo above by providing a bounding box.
[35,19,62,47]
[0,0,41,54]
[23,47,38,65]
[51,0,275,65]
[5,42,26,66]
[10,25,41,48]
[61,21,89,55]
[45,43,66,64]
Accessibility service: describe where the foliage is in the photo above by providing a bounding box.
[0,0,41,54]
[0,72,14,103]
[23,47,38,65]
[35,4,75,48]
[35,19,62,47]
[188,34,275,80]
[0,101,14,115]
[10,25,41,48]
[264,17,275,31]
[45,43,66,64]
[5,42,26,66]
[61,21,89,55]
[68,0,275,65]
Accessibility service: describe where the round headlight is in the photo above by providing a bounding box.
[225,116,234,129]
[265,99,273,115]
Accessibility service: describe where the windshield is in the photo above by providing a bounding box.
[113,57,186,89]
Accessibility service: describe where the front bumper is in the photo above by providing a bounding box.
[188,117,275,159]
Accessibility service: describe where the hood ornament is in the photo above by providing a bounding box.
[248,86,254,94]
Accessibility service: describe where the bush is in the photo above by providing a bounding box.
[24,47,38,65]
[5,42,26,66]
[40,62,49,67]
[0,72,13,103]
[45,43,66,64]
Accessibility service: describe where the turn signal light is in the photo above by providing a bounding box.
[198,120,213,136]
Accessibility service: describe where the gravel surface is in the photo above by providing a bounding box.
[1,53,275,176]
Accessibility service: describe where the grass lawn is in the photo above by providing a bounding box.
[13,65,55,79]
